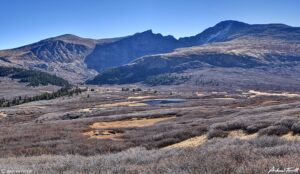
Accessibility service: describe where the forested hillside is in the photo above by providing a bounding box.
[0,66,70,87]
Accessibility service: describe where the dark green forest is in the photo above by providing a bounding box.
[145,74,191,86]
[0,66,70,87]
[0,87,86,107]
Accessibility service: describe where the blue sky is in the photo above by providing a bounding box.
[0,0,299,49]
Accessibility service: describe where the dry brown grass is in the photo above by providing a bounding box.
[228,130,258,140]
[164,135,207,149]
[248,90,300,98]
[1,87,300,173]
[165,130,258,149]
[0,112,7,119]
[1,136,300,174]
[90,116,176,129]
[83,130,123,140]
[84,116,176,140]
[127,96,155,99]
[96,101,148,107]
[78,108,92,113]
[281,132,300,141]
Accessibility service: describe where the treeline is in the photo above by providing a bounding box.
[145,74,190,86]
[195,79,222,87]
[0,87,86,107]
[0,66,70,87]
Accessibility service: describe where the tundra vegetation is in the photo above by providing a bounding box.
[0,86,300,173]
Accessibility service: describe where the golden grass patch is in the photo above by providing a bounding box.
[213,97,235,100]
[83,130,122,140]
[84,116,176,140]
[165,130,258,149]
[228,130,258,140]
[248,90,300,98]
[164,135,207,149]
[0,112,7,119]
[91,117,176,129]
[127,96,155,100]
[281,132,300,141]
[97,101,148,108]
[79,108,92,113]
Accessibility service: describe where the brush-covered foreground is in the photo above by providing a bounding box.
[1,137,300,174]
[1,86,300,173]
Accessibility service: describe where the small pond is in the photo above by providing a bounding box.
[142,99,187,106]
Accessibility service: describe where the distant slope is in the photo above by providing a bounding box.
[88,21,300,90]
[0,66,70,87]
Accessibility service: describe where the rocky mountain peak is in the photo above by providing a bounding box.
[215,20,250,28]
[52,34,79,40]
[85,29,179,72]
[139,29,154,35]
[46,34,97,48]
[132,29,177,41]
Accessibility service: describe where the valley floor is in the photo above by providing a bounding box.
[1,85,300,173]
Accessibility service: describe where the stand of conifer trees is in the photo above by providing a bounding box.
[0,87,87,107]
[0,66,70,87]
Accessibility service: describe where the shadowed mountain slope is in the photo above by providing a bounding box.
[85,30,180,72]
[88,21,300,90]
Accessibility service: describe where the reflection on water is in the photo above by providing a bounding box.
[142,99,186,105]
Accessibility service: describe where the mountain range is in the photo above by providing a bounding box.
[1,20,300,89]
